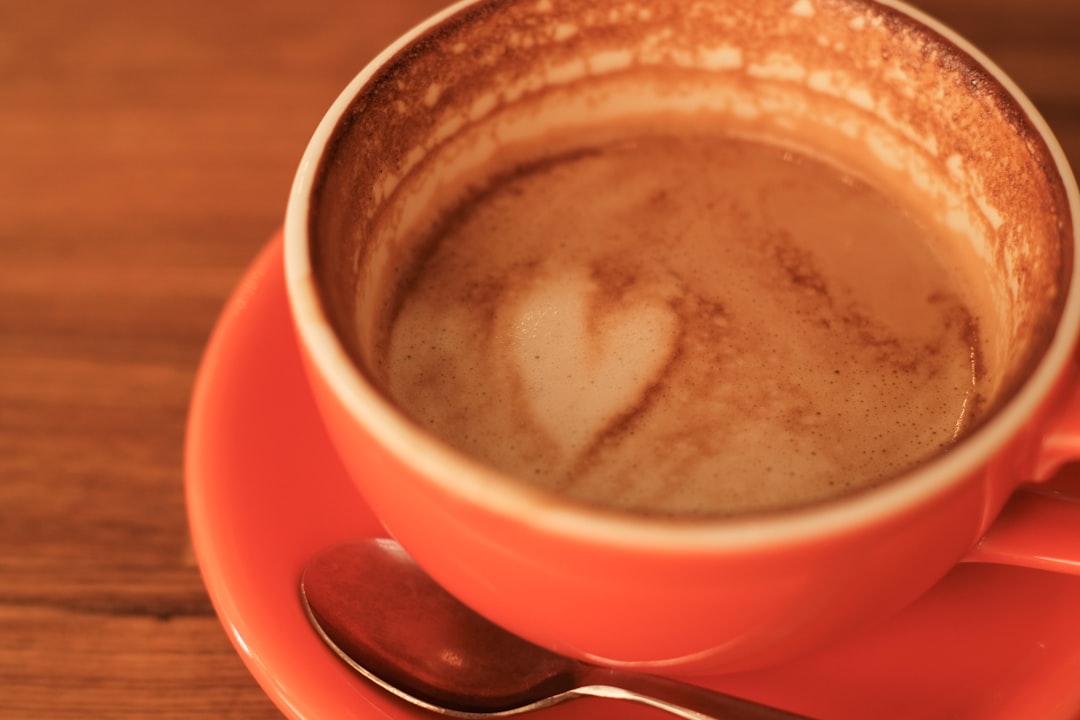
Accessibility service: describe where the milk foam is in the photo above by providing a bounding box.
[380,130,989,516]
[507,268,678,461]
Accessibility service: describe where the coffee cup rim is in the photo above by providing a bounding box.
[284,0,1080,550]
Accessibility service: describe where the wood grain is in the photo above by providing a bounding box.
[1,1,1077,717]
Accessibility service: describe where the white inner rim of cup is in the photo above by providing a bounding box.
[284,0,1080,550]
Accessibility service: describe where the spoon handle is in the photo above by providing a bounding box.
[575,667,813,720]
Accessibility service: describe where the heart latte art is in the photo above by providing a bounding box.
[507,267,678,464]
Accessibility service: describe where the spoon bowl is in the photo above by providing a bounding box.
[300,539,810,719]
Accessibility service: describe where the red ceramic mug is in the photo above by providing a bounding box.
[284,0,1080,675]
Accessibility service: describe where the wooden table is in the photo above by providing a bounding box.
[2,1,1078,717]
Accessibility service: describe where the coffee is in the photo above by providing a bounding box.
[301,0,1070,521]
[369,122,997,516]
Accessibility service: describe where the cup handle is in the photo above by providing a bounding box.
[965,488,1080,574]
[1031,374,1080,482]
[963,377,1080,575]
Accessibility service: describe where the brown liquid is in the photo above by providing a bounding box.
[375,129,992,516]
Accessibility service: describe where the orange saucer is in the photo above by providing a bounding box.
[186,235,1080,719]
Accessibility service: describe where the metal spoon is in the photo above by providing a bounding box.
[300,539,811,719]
